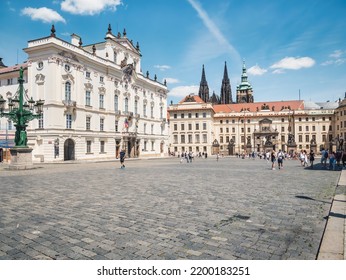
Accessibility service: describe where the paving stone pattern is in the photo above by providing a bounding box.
[0,157,340,260]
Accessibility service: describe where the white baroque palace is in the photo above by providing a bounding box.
[0,25,169,162]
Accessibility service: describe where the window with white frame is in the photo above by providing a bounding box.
[114,95,118,111]
[86,91,91,106]
[99,94,104,109]
[143,103,147,117]
[100,141,105,153]
[151,105,154,118]
[65,82,71,101]
[66,114,72,129]
[160,107,163,119]
[115,120,119,132]
[151,124,154,134]
[134,100,138,114]
[151,141,155,151]
[100,118,104,131]
[38,114,44,129]
[124,97,129,113]
[86,116,91,130]
[86,140,92,153]
[144,123,147,134]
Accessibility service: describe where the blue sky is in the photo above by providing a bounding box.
[1,0,345,104]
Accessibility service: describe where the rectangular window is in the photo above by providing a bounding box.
[195,134,200,143]
[203,123,207,130]
[174,114,177,119]
[181,124,185,130]
[144,123,147,134]
[86,140,92,153]
[174,124,177,131]
[203,112,206,118]
[143,104,147,117]
[181,135,185,144]
[100,118,104,131]
[203,134,207,143]
[299,135,303,142]
[86,72,91,78]
[220,136,223,143]
[232,127,235,133]
[144,141,147,151]
[281,127,284,132]
[181,113,184,118]
[86,116,91,130]
[226,136,229,143]
[134,100,138,114]
[86,91,91,106]
[188,113,192,118]
[299,126,302,132]
[114,95,118,111]
[100,141,105,153]
[99,94,104,109]
[305,126,309,131]
[151,106,154,118]
[322,135,326,142]
[66,114,72,129]
[196,123,199,130]
[306,135,309,142]
[151,124,154,134]
[100,76,104,83]
[151,141,155,151]
[195,113,199,118]
[188,134,192,143]
[220,128,223,133]
[38,114,44,129]
[115,120,118,132]
[312,126,315,131]
[188,123,192,130]
[173,135,178,144]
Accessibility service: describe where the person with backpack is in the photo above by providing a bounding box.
[277,149,284,169]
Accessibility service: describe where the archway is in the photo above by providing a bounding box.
[64,138,75,161]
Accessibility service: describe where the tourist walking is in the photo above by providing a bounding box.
[271,150,276,170]
[119,149,126,169]
[309,150,315,168]
[277,149,284,169]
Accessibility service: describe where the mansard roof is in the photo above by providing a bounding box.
[213,100,304,113]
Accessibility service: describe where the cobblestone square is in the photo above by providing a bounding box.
[0,157,340,259]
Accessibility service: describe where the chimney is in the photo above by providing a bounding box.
[71,33,81,47]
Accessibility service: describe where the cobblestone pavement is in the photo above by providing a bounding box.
[0,157,340,260]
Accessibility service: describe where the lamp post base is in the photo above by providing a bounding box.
[9,147,34,170]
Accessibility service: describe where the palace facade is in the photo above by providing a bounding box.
[0,25,168,162]
[168,62,339,156]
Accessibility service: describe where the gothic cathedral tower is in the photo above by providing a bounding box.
[220,61,232,104]
[198,65,210,103]
[236,60,254,103]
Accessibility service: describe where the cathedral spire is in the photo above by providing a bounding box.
[198,65,209,103]
[220,61,232,104]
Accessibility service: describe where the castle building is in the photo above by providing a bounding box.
[0,25,169,162]
[168,63,338,156]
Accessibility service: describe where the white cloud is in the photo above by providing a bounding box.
[164,78,180,84]
[21,7,66,23]
[322,50,346,66]
[154,65,171,71]
[330,50,343,58]
[270,57,315,70]
[61,0,122,15]
[248,64,267,76]
[168,85,199,98]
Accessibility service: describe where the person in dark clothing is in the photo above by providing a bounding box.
[119,150,126,169]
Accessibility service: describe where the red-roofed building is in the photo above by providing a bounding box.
[168,64,338,156]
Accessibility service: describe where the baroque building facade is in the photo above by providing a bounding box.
[168,63,338,156]
[0,25,168,162]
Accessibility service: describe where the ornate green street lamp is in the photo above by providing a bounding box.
[0,67,44,148]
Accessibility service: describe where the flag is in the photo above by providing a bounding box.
[124,118,129,128]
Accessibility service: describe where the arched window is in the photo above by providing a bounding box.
[65,82,71,101]
[124,97,129,113]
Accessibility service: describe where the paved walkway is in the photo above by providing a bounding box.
[0,157,342,260]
